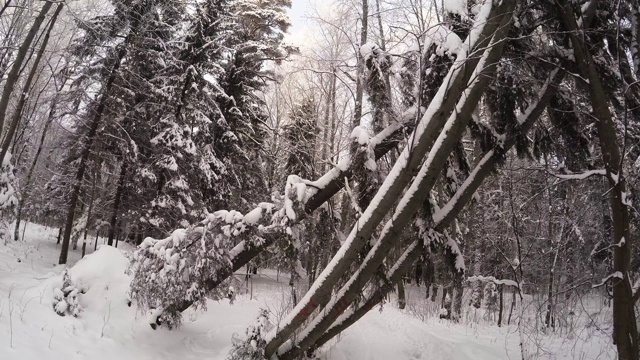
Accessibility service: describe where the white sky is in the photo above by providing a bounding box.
[285,0,320,46]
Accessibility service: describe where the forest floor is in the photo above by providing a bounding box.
[0,222,616,359]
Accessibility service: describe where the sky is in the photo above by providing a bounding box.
[285,0,318,46]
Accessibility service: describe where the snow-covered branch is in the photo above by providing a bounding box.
[550,169,606,180]
[467,275,519,289]
[592,272,624,289]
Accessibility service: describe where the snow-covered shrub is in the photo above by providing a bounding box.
[0,153,18,242]
[484,282,498,311]
[53,269,85,317]
[227,309,271,360]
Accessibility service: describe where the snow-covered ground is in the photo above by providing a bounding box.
[0,222,615,359]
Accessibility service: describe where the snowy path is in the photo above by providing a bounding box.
[322,304,518,360]
[0,223,614,359]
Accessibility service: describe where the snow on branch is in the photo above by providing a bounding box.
[131,107,432,328]
[425,25,463,57]
[0,152,18,242]
[592,272,624,289]
[467,275,519,288]
[632,278,640,304]
[129,201,285,328]
[551,169,606,180]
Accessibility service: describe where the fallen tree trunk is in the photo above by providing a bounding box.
[144,50,453,324]
[309,66,565,353]
[263,2,515,355]
[274,6,515,357]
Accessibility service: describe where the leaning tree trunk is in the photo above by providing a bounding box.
[59,46,127,264]
[270,4,515,358]
[0,1,52,137]
[307,64,566,355]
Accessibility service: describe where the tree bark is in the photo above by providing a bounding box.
[107,161,127,246]
[397,281,406,310]
[497,284,504,327]
[507,291,516,325]
[631,0,640,77]
[353,0,368,131]
[82,161,99,258]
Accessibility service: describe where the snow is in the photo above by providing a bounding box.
[424,25,463,57]
[1,151,11,167]
[243,206,263,225]
[593,272,624,288]
[554,169,606,180]
[621,191,632,206]
[467,275,519,288]
[0,222,617,360]
[443,0,467,18]
[359,43,377,62]
[284,175,303,221]
[350,126,371,146]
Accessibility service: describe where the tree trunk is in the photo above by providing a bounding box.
[452,279,463,321]
[0,1,52,138]
[545,251,555,328]
[264,6,512,356]
[107,161,127,246]
[497,284,504,327]
[59,46,127,264]
[507,291,516,325]
[471,236,484,308]
[397,281,406,310]
[271,6,514,357]
[82,162,99,258]
[631,0,640,76]
[353,0,368,132]
[556,3,639,357]
[441,286,448,309]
